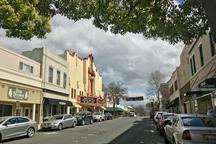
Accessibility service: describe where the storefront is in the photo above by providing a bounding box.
[0,81,43,124]
[43,97,72,117]
[77,96,104,112]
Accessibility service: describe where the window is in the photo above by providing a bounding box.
[182,117,205,127]
[56,70,60,85]
[190,55,196,76]
[190,58,194,75]
[19,62,33,73]
[74,89,76,99]
[209,31,216,56]
[71,88,73,98]
[199,44,204,66]
[63,73,67,88]
[5,118,16,125]
[17,117,29,123]
[174,80,178,91]
[48,67,53,83]
[0,104,12,117]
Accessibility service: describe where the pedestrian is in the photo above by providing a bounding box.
[207,106,214,117]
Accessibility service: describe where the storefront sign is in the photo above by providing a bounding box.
[80,97,97,104]
[59,102,66,105]
[8,87,29,100]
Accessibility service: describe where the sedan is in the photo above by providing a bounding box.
[75,111,93,125]
[0,116,37,142]
[41,114,77,130]
[164,114,216,144]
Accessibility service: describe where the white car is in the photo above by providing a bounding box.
[164,114,216,144]
[93,112,105,122]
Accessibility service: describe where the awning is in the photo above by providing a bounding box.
[100,106,106,110]
[104,107,124,112]
[199,78,216,88]
[73,103,82,108]
[44,98,73,106]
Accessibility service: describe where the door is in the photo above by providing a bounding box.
[1,118,19,139]
[24,107,31,118]
[16,117,30,135]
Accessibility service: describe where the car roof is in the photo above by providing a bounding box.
[176,114,208,117]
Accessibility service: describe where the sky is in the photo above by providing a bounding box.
[0,15,184,106]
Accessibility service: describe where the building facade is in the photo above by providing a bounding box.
[186,32,216,114]
[0,47,43,125]
[167,67,181,113]
[22,48,72,118]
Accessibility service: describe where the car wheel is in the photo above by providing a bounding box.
[27,127,35,138]
[58,123,63,131]
[72,122,76,128]
[82,120,85,126]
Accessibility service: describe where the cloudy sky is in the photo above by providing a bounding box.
[0,15,184,105]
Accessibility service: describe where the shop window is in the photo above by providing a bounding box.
[56,70,61,85]
[48,66,53,83]
[0,104,12,117]
[71,88,73,98]
[74,89,76,99]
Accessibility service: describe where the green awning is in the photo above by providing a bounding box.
[104,107,124,112]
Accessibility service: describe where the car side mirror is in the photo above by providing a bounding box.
[156,116,159,119]
[3,122,10,126]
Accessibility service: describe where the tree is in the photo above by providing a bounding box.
[148,70,165,109]
[0,0,209,44]
[105,81,127,113]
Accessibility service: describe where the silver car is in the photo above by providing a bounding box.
[93,112,105,122]
[164,114,216,144]
[0,116,37,142]
[41,114,77,130]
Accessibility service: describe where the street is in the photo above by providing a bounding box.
[1,117,163,144]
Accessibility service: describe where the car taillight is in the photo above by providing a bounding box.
[182,130,192,140]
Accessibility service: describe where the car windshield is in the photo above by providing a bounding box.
[75,113,84,116]
[201,117,216,127]
[93,112,101,115]
[50,115,63,120]
[182,117,205,127]
[0,117,7,124]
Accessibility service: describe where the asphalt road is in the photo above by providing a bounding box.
[2,117,163,144]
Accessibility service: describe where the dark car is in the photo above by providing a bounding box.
[75,111,93,125]
[104,113,113,120]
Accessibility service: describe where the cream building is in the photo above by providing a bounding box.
[167,67,181,113]
[186,32,216,114]
[62,52,104,112]
[0,46,43,125]
[22,48,72,118]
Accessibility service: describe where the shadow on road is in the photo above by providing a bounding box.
[108,118,163,144]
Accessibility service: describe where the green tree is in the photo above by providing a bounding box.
[0,0,209,44]
[148,70,165,109]
[105,81,127,112]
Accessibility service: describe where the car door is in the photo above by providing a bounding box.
[16,117,30,135]
[64,115,72,127]
[1,117,19,139]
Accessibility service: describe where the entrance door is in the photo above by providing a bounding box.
[24,107,31,118]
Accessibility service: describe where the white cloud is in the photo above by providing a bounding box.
[0,15,184,97]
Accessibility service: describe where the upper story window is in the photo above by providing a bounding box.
[174,80,178,91]
[63,73,67,89]
[190,55,196,76]
[56,70,61,85]
[48,66,53,83]
[209,31,216,57]
[19,62,33,74]
[199,44,204,66]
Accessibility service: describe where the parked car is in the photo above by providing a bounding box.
[93,112,105,122]
[157,114,174,136]
[104,113,113,120]
[0,116,37,142]
[41,114,77,130]
[156,113,174,134]
[75,111,93,125]
[164,114,216,144]
[153,111,163,124]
